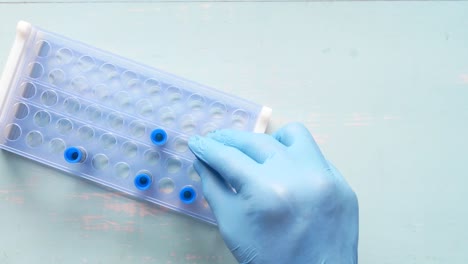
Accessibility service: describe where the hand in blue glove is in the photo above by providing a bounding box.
[188,123,358,264]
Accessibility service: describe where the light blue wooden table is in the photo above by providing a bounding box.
[1,1,467,263]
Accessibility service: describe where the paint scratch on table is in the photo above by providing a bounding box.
[383,114,401,120]
[127,8,145,13]
[344,112,374,127]
[185,254,223,261]
[81,215,136,232]
[309,112,338,127]
[185,254,201,261]
[313,134,330,144]
[459,73,468,83]
[142,256,156,263]
[201,3,211,9]
[104,201,162,217]
[70,191,167,217]
[70,192,117,200]
[0,189,25,205]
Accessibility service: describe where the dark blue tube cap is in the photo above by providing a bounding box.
[150,128,167,146]
[179,186,197,204]
[134,173,152,190]
[64,147,86,163]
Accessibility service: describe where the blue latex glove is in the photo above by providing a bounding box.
[188,123,358,264]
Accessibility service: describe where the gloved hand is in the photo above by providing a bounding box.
[188,123,358,264]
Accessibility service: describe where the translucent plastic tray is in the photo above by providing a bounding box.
[0,21,271,224]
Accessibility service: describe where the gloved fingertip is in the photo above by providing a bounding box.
[192,159,233,212]
[205,129,223,139]
[188,135,200,144]
[192,159,203,173]
[205,129,218,137]
[193,160,215,183]
[205,129,234,145]
[188,135,206,155]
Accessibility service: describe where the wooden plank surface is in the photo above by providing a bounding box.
[1,2,468,263]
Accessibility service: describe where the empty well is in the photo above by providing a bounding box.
[21,82,36,98]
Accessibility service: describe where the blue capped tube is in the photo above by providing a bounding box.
[150,128,167,146]
[179,186,197,204]
[64,147,86,163]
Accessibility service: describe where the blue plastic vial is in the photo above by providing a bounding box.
[150,129,168,146]
[64,147,86,163]
[179,186,197,204]
[134,172,152,191]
